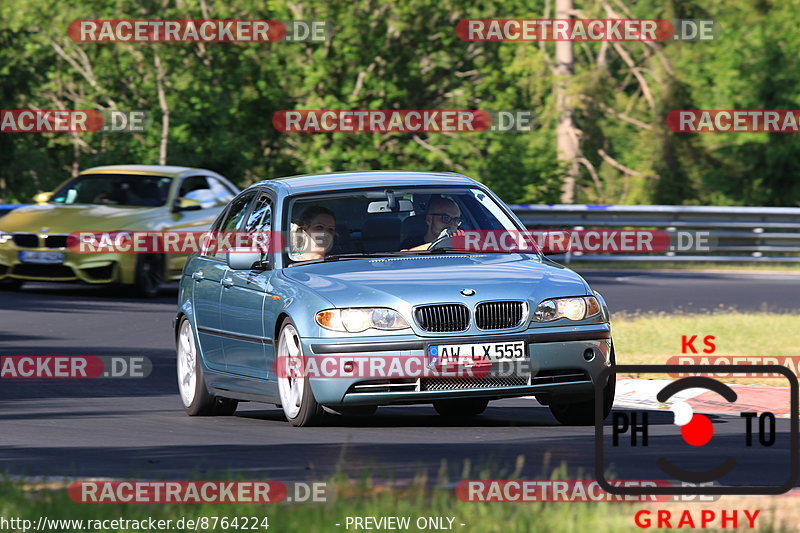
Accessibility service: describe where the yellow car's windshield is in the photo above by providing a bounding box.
[51,173,173,207]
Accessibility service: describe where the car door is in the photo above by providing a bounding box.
[220,192,273,380]
[192,191,256,372]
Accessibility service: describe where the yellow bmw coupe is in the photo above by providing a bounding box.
[0,165,239,297]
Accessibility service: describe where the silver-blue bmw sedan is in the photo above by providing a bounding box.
[175,171,615,426]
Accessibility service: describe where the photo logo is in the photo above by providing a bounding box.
[595,365,798,495]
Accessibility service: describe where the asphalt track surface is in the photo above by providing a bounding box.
[0,270,798,486]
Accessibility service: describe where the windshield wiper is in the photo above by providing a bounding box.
[290,252,411,266]
[324,252,411,261]
[408,248,540,255]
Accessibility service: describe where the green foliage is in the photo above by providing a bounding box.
[0,0,798,207]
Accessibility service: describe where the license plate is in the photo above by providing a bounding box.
[428,340,526,367]
[18,251,65,264]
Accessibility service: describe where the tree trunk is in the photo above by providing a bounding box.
[555,0,578,203]
[154,51,169,165]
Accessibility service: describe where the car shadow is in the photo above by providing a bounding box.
[234,405,680,428]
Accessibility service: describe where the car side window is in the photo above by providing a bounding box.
[178,176,232,209]
[206,177,236,207]
[209,192,256,259]
[244,195,272,231]
[244,195,273,258]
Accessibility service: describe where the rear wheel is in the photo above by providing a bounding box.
[276,319,326,427]
[133,254,163,298]
[176,317,238,416]
[0,278,23,291]
[433,398,489,416]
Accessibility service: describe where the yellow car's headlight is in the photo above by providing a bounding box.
[533,296,601,322]
[0,231,11,245]
[316,308,410,333]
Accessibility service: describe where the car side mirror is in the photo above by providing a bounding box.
[173,197,202,212]
[33,192,53,203]
[227,249,271,271]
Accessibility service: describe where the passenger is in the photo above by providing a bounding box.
[292,206,336,261]
[403,197,462,250]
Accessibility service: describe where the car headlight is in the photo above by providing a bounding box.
[315,308,410,333]
[0,231,11,245]
[532,296,601,322]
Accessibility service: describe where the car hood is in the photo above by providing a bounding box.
[0,204,165,233]
[281,254,591,308]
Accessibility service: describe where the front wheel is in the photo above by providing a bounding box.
[276,319,326,427]
[176,317,238,416]
[133,254,163,298]
[549,373,615,426]
[0,278,24,291]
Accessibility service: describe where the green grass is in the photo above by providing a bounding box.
[612,311,800,385]
[2,476,792,533]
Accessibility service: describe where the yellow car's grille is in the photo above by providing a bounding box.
[12,233,69,249]
[12,233,39,247]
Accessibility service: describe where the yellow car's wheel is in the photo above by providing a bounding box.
[133,254,164,298]
[0,279,24,291]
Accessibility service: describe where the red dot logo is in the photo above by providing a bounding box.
[681,414,713,446]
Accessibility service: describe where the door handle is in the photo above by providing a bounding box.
[192,271,204,282]
[221,277,234,288]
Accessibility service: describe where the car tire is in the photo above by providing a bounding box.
[133,254,163,298]
[549,344,617,426]
[176,317,238,416]
[0,279,24,291]
[433,398,489,416]
[276,318,326,427]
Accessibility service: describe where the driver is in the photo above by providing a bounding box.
[402,197,462,251]
[291,206,336,261]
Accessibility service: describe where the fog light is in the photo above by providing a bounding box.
[583,348,595,361]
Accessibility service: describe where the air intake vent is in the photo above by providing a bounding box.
[414,304,470,332]
[474,301,525,330]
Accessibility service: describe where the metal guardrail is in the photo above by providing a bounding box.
[508,204,800,263]
[1,202,797,262]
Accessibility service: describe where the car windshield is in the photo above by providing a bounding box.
[285,186,537,264]
[50,174,173,207]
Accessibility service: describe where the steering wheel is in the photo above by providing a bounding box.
[426,227,459,251]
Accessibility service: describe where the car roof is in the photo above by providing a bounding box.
[79,165,203,178]
[250,171,480,195]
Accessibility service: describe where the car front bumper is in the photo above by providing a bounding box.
[0,245,133,284]
[300,324,612,406]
